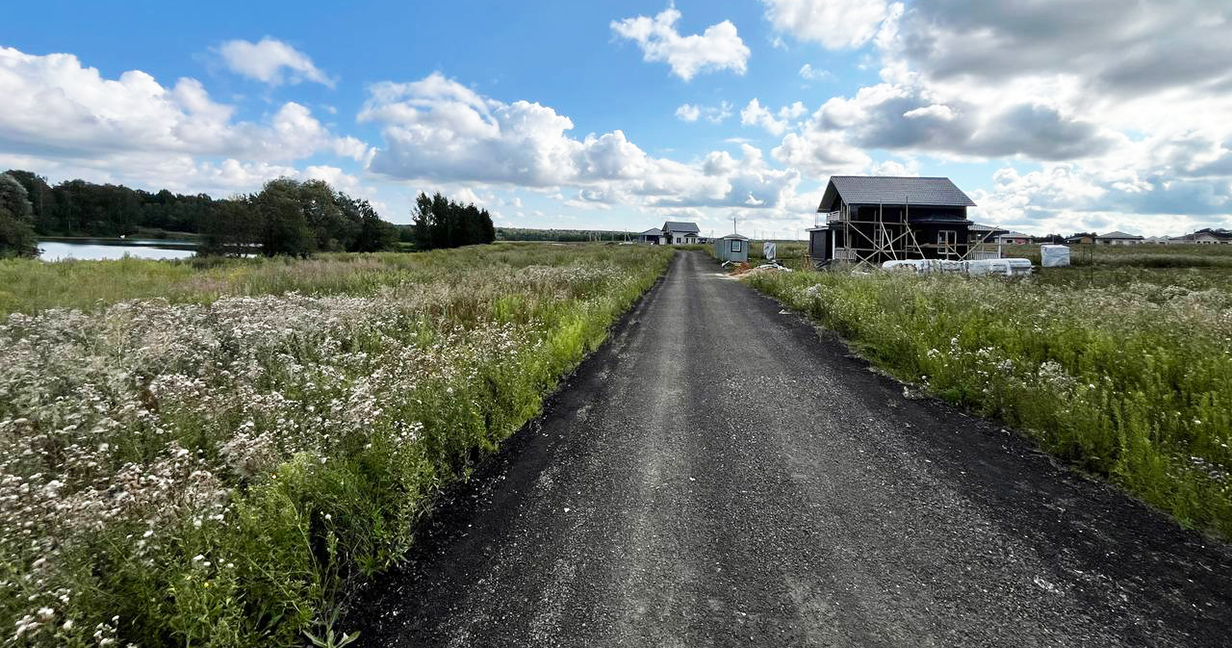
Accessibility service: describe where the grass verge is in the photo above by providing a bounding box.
[745,268,1232,539]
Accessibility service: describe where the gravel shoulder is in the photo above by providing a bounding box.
[352,251,1232,647]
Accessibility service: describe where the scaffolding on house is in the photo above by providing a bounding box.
[818,199,1001,270]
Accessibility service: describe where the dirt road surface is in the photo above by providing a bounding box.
[354,251,1232,647]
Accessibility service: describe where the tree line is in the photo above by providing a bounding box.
[0,171,500,258]
[200,178,397,257]
[409,192,496,249]
[495,227,628,242]
[4,169,222,238]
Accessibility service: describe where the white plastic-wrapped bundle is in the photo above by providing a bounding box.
[1040,244,1071,268]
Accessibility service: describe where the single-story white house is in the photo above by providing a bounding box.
[1169,229,1232,244]
[995,231,1033,245]
[1096,231,1145,245]
[635,227,665,244]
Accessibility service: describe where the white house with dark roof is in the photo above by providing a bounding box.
[1096,231,1145,245]
[661,221,701,245]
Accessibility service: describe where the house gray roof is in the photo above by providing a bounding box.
[639,228,662,236]
[1098,231,1143,239]
[662,221,700,234]
[719,233,749,240]
[818,176,976,211]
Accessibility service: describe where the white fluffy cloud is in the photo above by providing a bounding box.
[360,73,648,187]
[762,0,889,49]
[676,101,733,124]
[0,47,357,163]
[798,63,831,80]
[216,37,333,87]
[360,73,804,219]
[740,99,808,136]
[0,46,368,199]
[611,8,750,80]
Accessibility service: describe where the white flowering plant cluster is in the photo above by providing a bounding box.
[748,268,1232,538]
[0,244,673,647]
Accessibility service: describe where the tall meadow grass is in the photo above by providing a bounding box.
[746,267,1232,537]
[0,243,672,646]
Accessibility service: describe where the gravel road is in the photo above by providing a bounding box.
[354,251,1232,647]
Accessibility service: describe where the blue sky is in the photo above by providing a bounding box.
[2,0,1230,237]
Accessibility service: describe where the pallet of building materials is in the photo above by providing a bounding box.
[1040,244,1071,268]
[882,258,1033,277]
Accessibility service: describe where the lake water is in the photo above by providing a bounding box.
[37,239,197,261]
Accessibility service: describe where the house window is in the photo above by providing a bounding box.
[730,240,742,253]
[937,230,958,258]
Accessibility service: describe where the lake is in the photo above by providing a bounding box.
[37,239,197,261]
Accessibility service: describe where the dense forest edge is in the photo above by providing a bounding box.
[0,170,503,258]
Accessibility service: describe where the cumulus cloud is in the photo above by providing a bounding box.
[808,81,1119,161]
[798,64,831,80]
[740,99,808,136]
[968,164,1231,235]
[762,0,889,49]
[360,72,805,219]
[894,0,1232,98]
[216,37,334,87]
[0,46,370,201]
[870,158,919,176]
[772,128,871,178]
[360,73,649,186]
[611,8,750,80]
[676,101,733,124]
[0,47,355,164]
[675,104,701,122]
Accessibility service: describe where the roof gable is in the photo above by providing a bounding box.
[818,176,976,212]
[662,221,700,233]
[1099,231,1142,239]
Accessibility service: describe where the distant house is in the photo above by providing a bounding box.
[1171,228,1232,244]
[995,231,1032,245]
[808,175,976,265]
[968,223,1005,254]
[1096,231,1145,245]
[662,221,701,245]
[1065,234,1095,245]
[635,227,665,244]
[969,223,1006,240]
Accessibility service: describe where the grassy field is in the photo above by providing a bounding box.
[0,243,672,646]
[745,244,1232,538]
[746,240,809,266]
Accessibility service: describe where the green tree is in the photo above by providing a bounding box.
[0,174,38,258]
[348,197,397,252]
[253,178,315,257]
[200,197,260,256]
[407,192,497,251]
